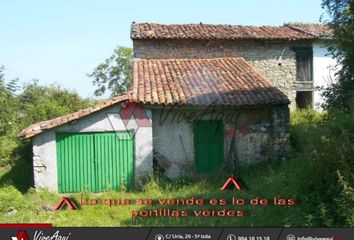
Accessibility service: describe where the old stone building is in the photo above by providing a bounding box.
[131,22,333,110]
[20,22,333,193]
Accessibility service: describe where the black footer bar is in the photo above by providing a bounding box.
[0,227,352,240]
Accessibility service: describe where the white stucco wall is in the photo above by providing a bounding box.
[152,107,286,174]
[313,42,338,111]
[32,104,153,192]
[152,109,195,173]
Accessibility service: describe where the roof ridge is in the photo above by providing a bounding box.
[131,21,284,27]
[131,22,319,40]
[284,22,332,38]
[284,24,318,37]
[134,57,246,61]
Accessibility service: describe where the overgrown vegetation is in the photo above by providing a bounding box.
[0,104,352,226]
[290,108,354,227]
[0,67,94,169]
[321,0,354,111]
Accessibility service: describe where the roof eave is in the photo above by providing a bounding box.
[18,94,129,139]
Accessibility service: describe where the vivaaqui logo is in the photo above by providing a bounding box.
[119,100,151,128]
[107,100,152,140]
[12,230,71,240]
[12,231,29,240]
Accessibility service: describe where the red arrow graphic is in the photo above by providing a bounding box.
[54,197,77,211]
[221,177,242,190]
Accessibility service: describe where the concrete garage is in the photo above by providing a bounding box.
[20,57,289,193]
[20,96,153,193]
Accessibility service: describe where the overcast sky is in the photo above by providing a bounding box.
[0,0,325,99]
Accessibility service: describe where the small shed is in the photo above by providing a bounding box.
[20,57,290,193]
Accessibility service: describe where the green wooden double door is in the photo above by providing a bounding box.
[194,120,224,173]
[56,132,134,193]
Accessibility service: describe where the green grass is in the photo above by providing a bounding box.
[0,157,308,227]
[0,109,352,227]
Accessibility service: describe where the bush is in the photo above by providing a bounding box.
[0,78,94,167]
[0,69,94,193]
[290,108,354,227]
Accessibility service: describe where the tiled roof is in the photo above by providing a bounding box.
[19,95,128,138]
[131,57,290,106]
[285,23,333,38]
[131,22,325,40]
[20,58,289,138]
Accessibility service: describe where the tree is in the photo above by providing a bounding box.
[18,80,95,127]
[0,68,95,166]
[89,46,133,97]
[321,0,354,111]
[0,66,20,136]
[0,67,21,166]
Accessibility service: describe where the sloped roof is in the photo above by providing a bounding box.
[19,95,128,138]
[131,22,330,40]
[20,57,289,139]
[131,57,289,106]
[285,23,333,38]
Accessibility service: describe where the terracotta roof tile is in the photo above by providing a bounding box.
[131,22,322,40]
[131,57,290,107]
[20,58,290,139]
[285,23,333,38]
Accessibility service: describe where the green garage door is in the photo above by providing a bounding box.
[194,120,224,173]
[56,132,134,193]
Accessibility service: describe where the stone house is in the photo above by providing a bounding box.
[19,22,332,193]
[132,22,334,110]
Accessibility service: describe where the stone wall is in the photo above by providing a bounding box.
[134,39,312,110]
[270,105,290,160]
[151,104,289,175]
